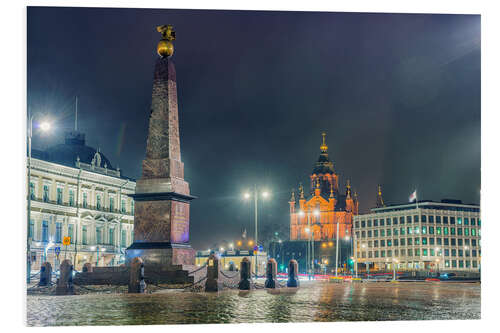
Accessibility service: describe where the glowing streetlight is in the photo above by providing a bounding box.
[262,191,269,198]
[219,247,224,252]
[305,227,310,233]
[39,121,51,132]
[243,192,251,199]
[313,209,320,217]
[298,210,305,217]
[229,243,234,249]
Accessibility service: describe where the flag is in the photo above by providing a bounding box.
[242,229,247,239]
[409,190,417,203]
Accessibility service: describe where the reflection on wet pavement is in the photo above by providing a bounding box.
[27,281,480,326]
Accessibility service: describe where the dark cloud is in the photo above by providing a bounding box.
[27,8,481,249]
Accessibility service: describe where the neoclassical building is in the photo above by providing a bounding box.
[28,130,135,271]
[289,133,359,241]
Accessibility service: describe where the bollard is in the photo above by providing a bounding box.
[238,257,251,290]
[56,259,75,295]
[128,257,144,293]
[287,259,299,288]
[205,253,220,292]
[265,258,278,288]
[39,262,52,286]
[82,263,93,273]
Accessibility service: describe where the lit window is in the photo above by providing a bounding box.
[121,199,126,213]
[29,182,35,200]
[96,194,102,210]
[109,197,114,212]
[55,222,62,243]
[43,185,49,202]
[69,189,75,206]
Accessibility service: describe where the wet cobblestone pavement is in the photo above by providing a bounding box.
[26,281,480,326]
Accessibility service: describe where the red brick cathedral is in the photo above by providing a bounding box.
[289,133,359,241]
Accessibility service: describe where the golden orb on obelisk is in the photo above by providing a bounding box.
[157,24,176,57]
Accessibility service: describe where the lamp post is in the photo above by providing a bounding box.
[27,112,51,283]
[243,186,270,276]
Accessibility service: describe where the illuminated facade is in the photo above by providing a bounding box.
[28,131,136,271]
[289,133,359,242]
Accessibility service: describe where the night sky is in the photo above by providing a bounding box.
[27,7,481,250]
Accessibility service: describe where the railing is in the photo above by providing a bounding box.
[29,196,133,216]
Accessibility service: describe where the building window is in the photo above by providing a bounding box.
[30,182,35,200]
[394,239,399,246]
[374,230,378,237]
[471,218,476,226]
[422,226,427,234]
[387,229,391,236]
[393,228,398,236]
[361,220,365,228]
[121,230,127,247]
[55,222,62,243]
[429,215,434,223]
[400,227,405,235]
[96,194,102,210]
[450,217,455,225]
[407,227,412,235]
[83,192,88,208]
[43,185,49,202]
[452,260,457,268]
[380,219,385,227]
[458,239,463,246]
[423,249,428,256]
[109,228,114,245]
[387,240,392,247]
[414,215,419,223]
[430,248,435,256]
[457,228,462,236]
[437,238,442,245]
[415,249,420,256]
[445,249,449,257]
[472,260,477,268]
[472,239,477,247]
[393,217,398,225]
[445,260,450,267]
[459,260,464,268]
[374,219,378,227]
[361,231,366,238]
[380,240,385,247]
[408,249,413,257]
[57,188,63,205]
[471,229,476,236]
[443,216,448,224]
[82,226,87,245]
[368,230,372,238]
[109,197,114,212]
[400,238,405,246]
[436,216,441,224]
[386,218,391,226]
[457,217,462,225]
[68,224,74,243]
[121,199,126,213]
[458,249,463,257]
[400,217,405,225]
[368,251,373,258]
[436,227,441,235]
[452,249,457,257]
[444,238,449,246]
[96,227,102,244]
[381,250,385,257]
[422,237,427,245]
[400,249,406,256]
[374,240,378,247]
[29,219,34,239]
[429,237,435,245]
[69,189,75,206]
[450,227,455,235]
[407,238,412,245]
[414,237,420,245]
[478,219,481,226]
[380,229,385,237]
[421,215,427,223]
[429,226,435,235]
[451,238,456,246]
[464,218,469,225]
[407,216,412,224]
[42,220,48,242]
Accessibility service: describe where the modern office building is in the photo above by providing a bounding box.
[28,130,136,271]
[353,199,481,272]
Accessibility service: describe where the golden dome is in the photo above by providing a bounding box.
[157,40,174,57]
[320,132,328,152]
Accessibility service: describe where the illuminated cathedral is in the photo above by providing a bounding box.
[289,133,359,241]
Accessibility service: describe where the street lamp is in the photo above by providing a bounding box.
[243,185,270,276]
[27,112,51,283]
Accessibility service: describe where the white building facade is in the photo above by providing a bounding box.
[353,200,481,272]
[28,131,136,271]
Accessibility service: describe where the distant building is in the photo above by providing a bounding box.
[289,133,359,241]
[271,133,359,274]
[353,198,481,272]
[195,250,267,276]
[28,131,136,271]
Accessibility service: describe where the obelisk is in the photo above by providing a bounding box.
[126,25,196,268]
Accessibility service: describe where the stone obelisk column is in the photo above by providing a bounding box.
[126,25,196,268]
